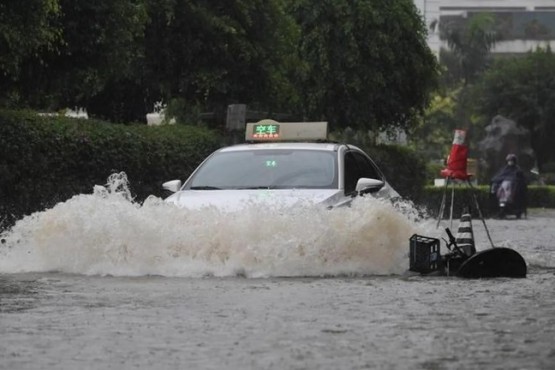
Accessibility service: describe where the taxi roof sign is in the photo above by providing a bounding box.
[245,119,328,142]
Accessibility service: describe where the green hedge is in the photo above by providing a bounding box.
[370,144,427,202]
[419,184,555,218]
[0,110,221,229]
[328,130,428,201]
[0,110,434,230]
[348,144,428,202]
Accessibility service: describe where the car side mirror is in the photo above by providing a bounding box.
[162,180,182,193]
[356,178,384,195]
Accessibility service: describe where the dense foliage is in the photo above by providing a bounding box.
[0,0,61,105]
[291,0,438,132]
[410,15,555,182]
[472,47,555,171]
[409,13,501,165]
[2,0,149,122]
[0,110,221,228]
[145,0,302,124]
[1,0,438,132]
[439,13,500,85]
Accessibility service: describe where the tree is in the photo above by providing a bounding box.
[473,47,555,170]
[10,0,149,121]
[440,13,500,86]
[2,0,437,128]
[290,0,438,133]
[144,0,302,125]
[409,90,459,162]
[0,0,61,106]
[411,12,500,166]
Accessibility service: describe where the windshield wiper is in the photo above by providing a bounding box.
[190,186,221,190]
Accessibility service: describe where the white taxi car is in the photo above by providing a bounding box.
[162,120,398,210]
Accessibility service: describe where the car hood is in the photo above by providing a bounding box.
[164,189,347,211]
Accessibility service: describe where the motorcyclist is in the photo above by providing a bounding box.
[491,154,527,218]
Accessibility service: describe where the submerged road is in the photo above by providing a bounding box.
[1,209,555,370]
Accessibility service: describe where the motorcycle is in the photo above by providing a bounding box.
[490,177,527,219]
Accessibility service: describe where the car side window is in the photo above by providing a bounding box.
[344,151,382,195]
[352,152,381,180]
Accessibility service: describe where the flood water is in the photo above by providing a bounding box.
[1,179,554,369]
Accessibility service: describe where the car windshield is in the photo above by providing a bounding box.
[186,149,337,190]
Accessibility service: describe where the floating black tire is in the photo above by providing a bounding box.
[456,247,527,278]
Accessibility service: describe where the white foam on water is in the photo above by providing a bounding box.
[0,174,434,277]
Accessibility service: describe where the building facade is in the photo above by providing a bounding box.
[414,0,555,56]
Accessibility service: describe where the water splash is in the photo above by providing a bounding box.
[0,173,435,277]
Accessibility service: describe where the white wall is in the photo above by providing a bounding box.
[413,0,555,55]
[414,0,442,56]
[436,0,555,11]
